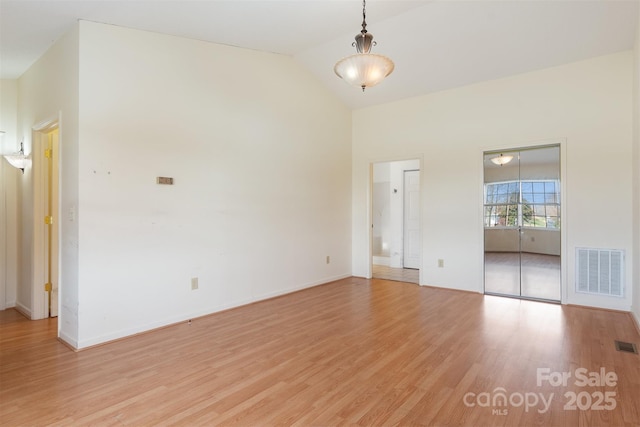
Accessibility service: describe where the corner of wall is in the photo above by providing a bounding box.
[632,4,640,327]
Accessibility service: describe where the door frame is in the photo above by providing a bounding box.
[368,156,423,283]
[32,116,60,320]
[403,169,421,269]
[481,138,567,304]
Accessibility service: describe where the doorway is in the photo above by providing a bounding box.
[483,145,561,302]
[371,160,420,284]
[33,124,59,319]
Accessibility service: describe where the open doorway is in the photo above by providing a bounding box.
[33,123,60,318]
[371,159,420,284]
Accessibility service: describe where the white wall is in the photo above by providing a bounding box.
[353,51,633,311]
[0,79,19,310]
[633,6,640,328]
[18,23,81,341]
[74,22,351,348]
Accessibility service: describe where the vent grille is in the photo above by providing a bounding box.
[576,248,624,297]
[615,341,638,354]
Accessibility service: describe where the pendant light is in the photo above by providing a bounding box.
[491,154,514,166]
[334,0,394,91]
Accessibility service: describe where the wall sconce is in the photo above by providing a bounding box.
[4,141,30,173]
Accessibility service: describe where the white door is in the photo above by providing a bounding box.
[403,170,420,269]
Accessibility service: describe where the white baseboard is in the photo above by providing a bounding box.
[253,273,352,301]
[14,301,32,319]
[633,311,640,336]
[372,256,390,266]
[59,331,79,350]
[77,273,353,350]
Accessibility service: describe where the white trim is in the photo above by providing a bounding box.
[59,330,78,350]
[253,273,352,301]
[30,116,61,325]
[15,301,32,319]
[77,274,352,349]
[372,256,390,266]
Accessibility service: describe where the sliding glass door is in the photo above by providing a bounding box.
[483,146,561,302]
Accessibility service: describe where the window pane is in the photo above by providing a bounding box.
[533,205,546,216]
[505,205,518,226]
[485,180,559,230]
[533,194,545,203]
[544,182,556,193]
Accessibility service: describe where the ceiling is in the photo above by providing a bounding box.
[0,0,637,109]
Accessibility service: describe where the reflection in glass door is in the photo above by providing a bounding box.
[483,146,561,302]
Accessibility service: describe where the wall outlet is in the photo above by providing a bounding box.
[326,255,330,264]
[191,277,198,290]
[438,259,444,268]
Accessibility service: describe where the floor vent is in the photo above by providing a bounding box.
[576,248,624,297]
[614,340,638,354]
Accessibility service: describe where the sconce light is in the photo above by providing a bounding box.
[4,141,30,173]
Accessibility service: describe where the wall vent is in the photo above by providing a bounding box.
[576,248,624,297]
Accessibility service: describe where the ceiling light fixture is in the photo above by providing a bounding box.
[334,0,394,92]
[490,153,514,166]
[4,141,30,173]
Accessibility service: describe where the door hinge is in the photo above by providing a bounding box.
[44,283,52,292]
[45,215,53,225]
[45,148,52,158]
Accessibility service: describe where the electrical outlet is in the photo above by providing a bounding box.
[438,259,444,268]
[191,277,198,290]
[326,255,330,264]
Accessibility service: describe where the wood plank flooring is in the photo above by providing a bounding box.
[372,265,419,284]
[1,277,640,426]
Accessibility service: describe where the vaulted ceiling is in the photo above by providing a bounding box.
[1,0,637,109]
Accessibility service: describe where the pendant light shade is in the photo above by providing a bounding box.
[490,154,514,166]
[334,0,394,91]
[334,53,394,90]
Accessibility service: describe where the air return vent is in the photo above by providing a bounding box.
[576,248,624,297]
[615,340,638,354]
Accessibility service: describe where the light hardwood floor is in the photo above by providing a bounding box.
[1,277,639,426]
[372,264,419,284]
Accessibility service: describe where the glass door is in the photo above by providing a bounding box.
[483,146,561,302]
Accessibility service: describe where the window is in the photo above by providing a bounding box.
[484,180,559,229]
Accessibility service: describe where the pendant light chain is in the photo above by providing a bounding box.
[361,0,367,34]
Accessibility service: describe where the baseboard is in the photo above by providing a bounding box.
[632,311,640,337]
[14,301,32,319]
[372,256,390,266]
[58,331,79,351]
[76,273,353,350]
[253,273,352,301]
